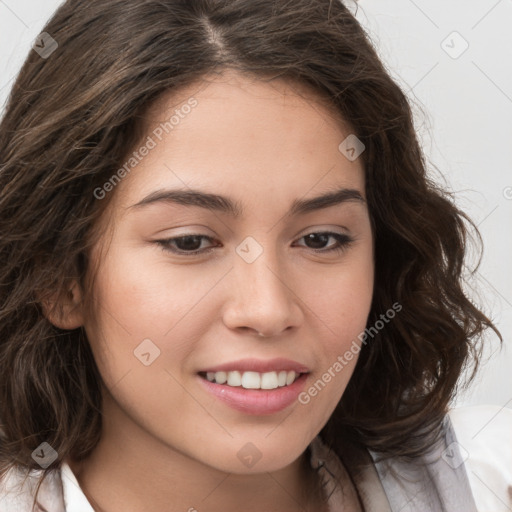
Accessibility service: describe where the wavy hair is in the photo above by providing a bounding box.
[0,0,501,506]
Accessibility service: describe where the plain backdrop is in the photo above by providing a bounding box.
[0,0,510,409]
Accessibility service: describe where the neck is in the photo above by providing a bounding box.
[68,394,327,512]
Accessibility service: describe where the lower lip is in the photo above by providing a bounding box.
[198,373,309,415]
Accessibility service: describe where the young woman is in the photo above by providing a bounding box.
[0,1,510,511]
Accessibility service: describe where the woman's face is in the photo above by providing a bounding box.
[83,71,374,474]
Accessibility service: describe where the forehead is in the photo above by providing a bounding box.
[112,71,365,214]
[145,70,348,133]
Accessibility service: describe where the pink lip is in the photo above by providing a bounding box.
[198,372,309,415]
[199,357,310,374]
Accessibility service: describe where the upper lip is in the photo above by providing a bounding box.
[199,358,310,374]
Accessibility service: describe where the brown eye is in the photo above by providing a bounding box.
[156,235,217,255]
[296,232,354,254]
[154,231,354,257]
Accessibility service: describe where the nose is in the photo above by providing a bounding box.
[221,244,304,337]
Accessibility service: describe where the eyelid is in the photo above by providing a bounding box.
[298,225,350,237]
[153,226,349,244]
[154,229,354,257]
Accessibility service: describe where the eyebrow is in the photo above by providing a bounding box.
[128,187,365,217]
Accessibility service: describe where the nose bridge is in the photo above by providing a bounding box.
[237,244,286,301]
[224,235,302,335]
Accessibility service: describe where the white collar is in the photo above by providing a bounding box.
[59,462,95,512]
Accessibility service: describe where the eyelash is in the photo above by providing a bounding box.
[154,231,354,256]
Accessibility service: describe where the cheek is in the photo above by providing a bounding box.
[307,245,374,342]
[82,246,231,387]
[296,249,373,418]
[89,244,221,333]
[82,252,203,427]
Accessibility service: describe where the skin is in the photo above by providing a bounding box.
[49,70,374,512]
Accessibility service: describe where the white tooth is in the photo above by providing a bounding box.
[206,372,215,382]
[218,370,298,388]
[241,371,261,389]
[227,371,242,386]
[215,371,227,384]
[261,371,279,389]
[286,371,296,385]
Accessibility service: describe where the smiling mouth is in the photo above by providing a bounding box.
[198,370,305,390]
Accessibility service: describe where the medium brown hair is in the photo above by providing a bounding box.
[0,0,501,504]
